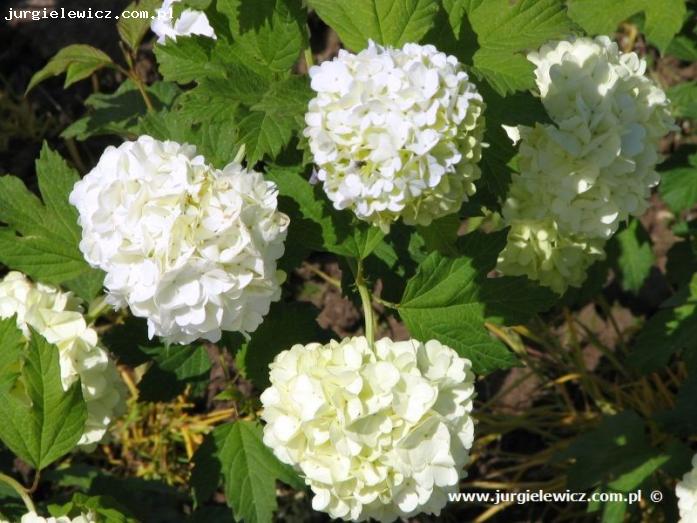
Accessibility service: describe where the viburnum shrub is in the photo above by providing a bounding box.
[1,0,696,522]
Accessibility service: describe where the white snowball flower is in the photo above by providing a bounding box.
[678,454,697,523]
[497,36,674,293]
[69,136,289,345]
[151,0,216,44]
[0,272,126,449]
[496,218,605,295]
[19,512,95,523]
[521,36,673,240]
[261,336,476,522]
[304,41,486,231]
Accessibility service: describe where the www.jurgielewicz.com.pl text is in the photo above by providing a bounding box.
[449,489,648,505]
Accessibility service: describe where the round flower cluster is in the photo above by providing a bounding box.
[495,218,605,294]
[498,36,674,293]
[9,512,95,523]
[69,136,289,345]
[304,41,486,231]
[677,454,697,523]
[261,336,476,522]
[0,272,125,449]
[151,0,216,44]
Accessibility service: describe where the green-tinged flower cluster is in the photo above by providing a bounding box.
[497,36,674,293]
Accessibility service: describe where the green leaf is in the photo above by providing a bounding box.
[67,475,187,521]
[665,240,697,288]
[63,80,180,141]
[266,166,352,254]
[237,302,326,389]
[118,0,160,51]
[423,0,478,65]
[0,327,87,470]
[555,410,666,492]
[237,75,312,164]
[306,0,439,51]
[566,0,687,52]
[200,421,303,523]
[465,0,573,95]
[608,219,655,293]
[332,226,386,260]
[0,144,104,301]
[219,0,306,74]
[660,154,697,212]
[154,36,226,84]
[632,274,697,373]
[667,81,697,119]
[51,493,137,523]
[600,495,628,523]
[139,344,212,401]
[238,112,292,165]
[0,317,24,392]
[416,214,461,257]
[27,44,114,93]
[103,317,211,401]
[667,35,697,61]
[0,479,24,522]
[267,165,389,260]
[175,77,248,124]
[655,371,697,436]
[474,86,549,207]
[137,109,242,168]
[629,0,687,53]
[398,231,554,373]
[473,50,536,95]
[478,276,557,325]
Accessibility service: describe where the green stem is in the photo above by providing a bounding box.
[304,47,315,69]
[0,472,36,514]
[86,295,111,325]
[352,259,375,348]
[130,71,154,112]
[374,296,398,309]
[116,63,154,113]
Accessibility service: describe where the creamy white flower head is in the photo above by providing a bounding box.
[304,41,486,231]
[151,0,216,44]
[69,136,289,345]
[261,336,476,522]
[19,512,95,523]
[519,36,674,241]
[497,36,674,292]
[504,123,652,240]
[678,454,697,523]
[0,272,126,449]
[496,218,606,295]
